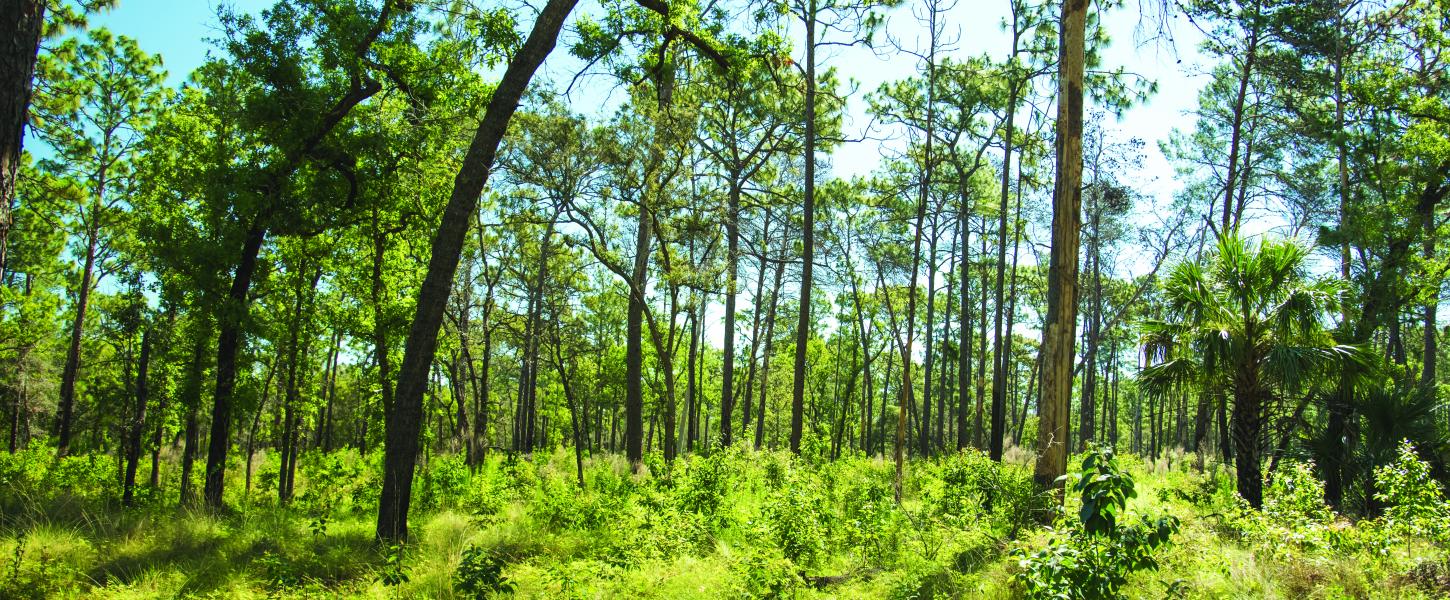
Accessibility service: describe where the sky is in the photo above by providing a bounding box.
[76,0,1216,349]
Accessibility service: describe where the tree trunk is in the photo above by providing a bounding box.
[1004,169,1025,446]
[244,357,278,496]
[756,238,786,451]
[721,179,742,446]
[1423,202,1438,389]
[740,211,772,439]
[895,112,932,500]
[371,207,396,418]
[625,201,652,465]
[1219,6,1261,232]
[848,264,875,454]
[1078,207,1102,450]
[376,0,577,542]
[203,223,267,507]
[123,329,151,506]
[0,0,45,278]
[956,173,973,451]
[179,332,207,507]
[686,307,701,454]
[989,82,1019,462]
[1325,8,1351,510]
[1034,0,1087,492]
[1233,361,1265,508]
[322,328,341,452]
[921,232,937,457]
[790,4,818,455]
[56,237,98,456]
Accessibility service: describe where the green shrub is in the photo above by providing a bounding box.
[762,474,827,566]
[674,450,733,530]
[1374,439,1450,547]
[935,450,995,521]
[417,452,470,511]
[1223,460,1337,553]
[730,545,802,599]
[455,544,516,598]
[840,466,902,562]
[1015,446,1179,600]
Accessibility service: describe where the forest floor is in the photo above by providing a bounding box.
[0,444,1446,599]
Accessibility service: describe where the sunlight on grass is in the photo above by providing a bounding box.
[2,444,1448,598]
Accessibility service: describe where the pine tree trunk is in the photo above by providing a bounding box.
[56,237,98,456]
[989,82,1018,461]
[790,5,818,455]
[1034,0,1087,492]
[0,0,45,278]
[756,237,786,451]
[722,179,742,446]
[740,211,772,438]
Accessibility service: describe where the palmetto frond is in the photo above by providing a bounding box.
[1139,319,1185,363]
[1357,384,1448,469]
[1269,278,1344,340]
[1262,344,1372,392]
[1140,357,1202,398]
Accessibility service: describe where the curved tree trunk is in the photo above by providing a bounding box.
[203,223,266,507]
[376,0,577,542]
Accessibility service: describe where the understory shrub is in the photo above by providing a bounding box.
[1374,439,1450,548]
[1015,446,1179,600]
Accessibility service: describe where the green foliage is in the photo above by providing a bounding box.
[3,447,1449,597]
[1375,440,1450,547]
[454,544,516,598]
[416,453,470,511]
[378,543,410,587]
[674,449,734,530]
[729,545,803,599]
[1221,461,1339,553]
[1015,447,1179,600]
[760,463,827,566]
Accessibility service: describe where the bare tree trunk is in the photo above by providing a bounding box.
[848,262,875,454]
[920,227,938,457]
[1034,0,1087,492]
[740,211,772,439]
[895,109,933,499]
[790,4,818,455]
[989,81,1019,462]
[1078,206,1102,450]
[721,177,743,447]
[956,186,973,450]
[204,223,267,507]
[625,205,652,464]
